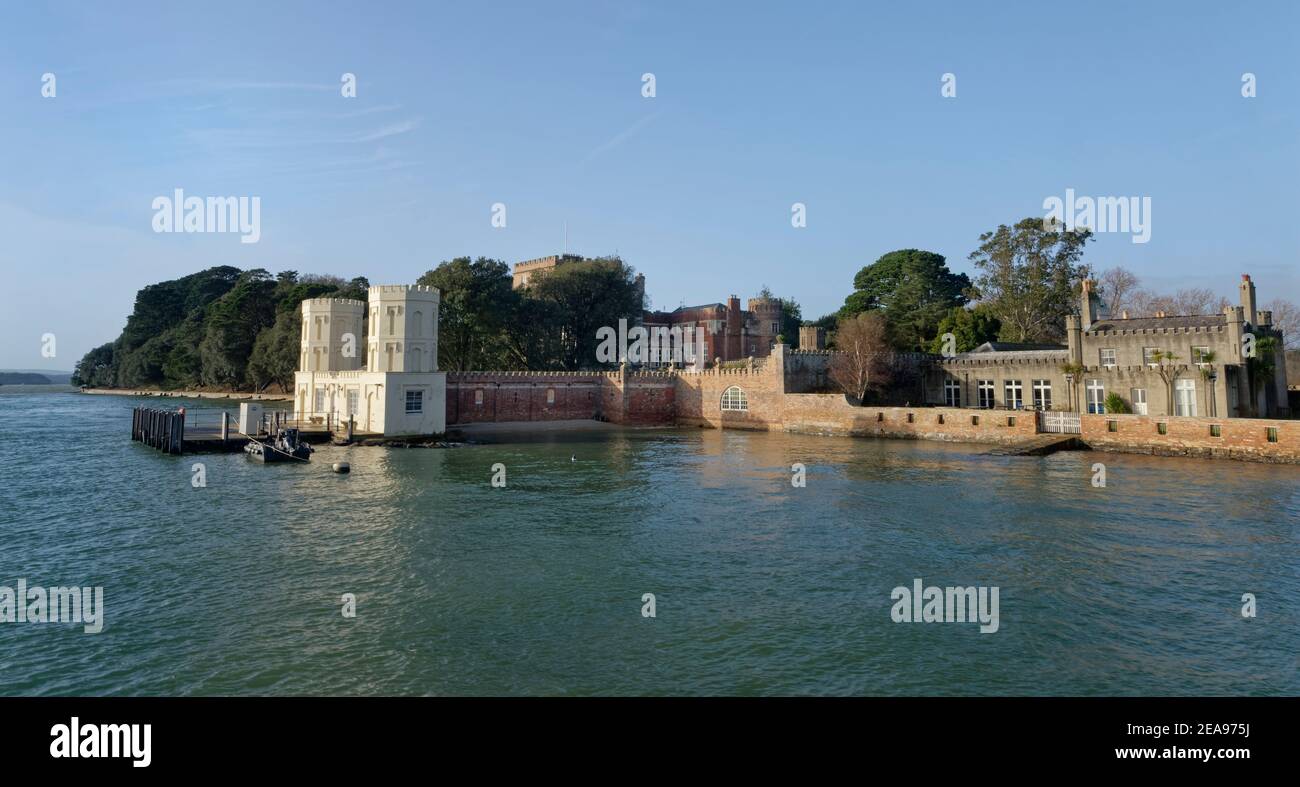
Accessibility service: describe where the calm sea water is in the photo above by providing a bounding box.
[1,391,1297,696]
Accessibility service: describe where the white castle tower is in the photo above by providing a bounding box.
[294,284,446,437]
[300,297,365,372]
[366,285,439,373]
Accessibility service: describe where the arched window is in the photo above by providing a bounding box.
[721,386,748,411]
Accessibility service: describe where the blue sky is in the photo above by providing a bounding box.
[2,1,1297,370]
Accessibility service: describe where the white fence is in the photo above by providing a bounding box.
[1037,411,1081,434]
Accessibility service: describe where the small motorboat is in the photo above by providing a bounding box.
[245,428,313,463]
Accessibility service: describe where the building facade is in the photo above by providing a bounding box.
[293,285,447,436]
[642,295,783,365]
[926,274,1289,418]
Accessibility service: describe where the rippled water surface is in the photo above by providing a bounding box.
[2,392,1297,695]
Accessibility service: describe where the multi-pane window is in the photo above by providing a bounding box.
[1004,380,1024,409]
[943,380,961,408]
[1131,388,1148,415]
[314,388,326,415]
[1175,379,1196,416]
[1032,380,1052,410]
[977,380,995,409]
[346,389,359,417]
[1143,347,1161,366]
[1099,348,1116,368]
[1085,379,1105,414]
[405,389,423,414]
[721,386,748,411]
[1192,346,1212,364]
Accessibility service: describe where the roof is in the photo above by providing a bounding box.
[972,341,1067,352]
[1087,314,1224,332]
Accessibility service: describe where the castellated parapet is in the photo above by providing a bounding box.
[300,298,366,372]
[367,284,440,373]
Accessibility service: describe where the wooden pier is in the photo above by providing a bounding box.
[131,406,337,455]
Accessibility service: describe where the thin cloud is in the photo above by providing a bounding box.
[579,111,662,166]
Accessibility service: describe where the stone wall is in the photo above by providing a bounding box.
[674,366,784,430]
[1081,413,1299,463]
[781,394,1039,444]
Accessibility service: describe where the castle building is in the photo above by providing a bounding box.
[927,274,1289,418]
[511,254,587,288]
[512,253,783,366]
[642,295,784,365]
[293,285,447,436]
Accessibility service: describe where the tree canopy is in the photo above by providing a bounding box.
[967,218,1093,343]
[839,249,970,352]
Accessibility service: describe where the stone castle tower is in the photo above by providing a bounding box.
[300,298,366,372]
[366,285,440,373]
[295,284,446,437]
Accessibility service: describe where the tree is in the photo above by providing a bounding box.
[840,249,970,351]
[198,269,279,388]
[1097,267,1139,317]
[829,312,893,403]
[526,256,645,369]
[417,257,518,371]
[926,305,1001,354]
[1151,350,1182,415]
[1263,298,1299,350]
[71,343,115,387]
[967,218,1092,342]
[1246,335,1280,416]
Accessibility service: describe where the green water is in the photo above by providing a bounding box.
[2,392,1297,695]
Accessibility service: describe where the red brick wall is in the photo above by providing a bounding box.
[1082,413,1300,463]
[447,372,606,424]
[603,372,677,425]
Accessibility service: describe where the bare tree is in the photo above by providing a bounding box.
[1097,267,1139,316]
[1264,298,1299,349]
[1127,287,1228,317]
[830,312,893,403]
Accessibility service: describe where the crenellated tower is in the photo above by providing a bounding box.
[367,285,440,373]
[300,298,366,372]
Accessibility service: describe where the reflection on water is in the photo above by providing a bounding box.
[1,392,1297,696]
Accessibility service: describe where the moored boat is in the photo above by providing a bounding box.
[244,428,313,463]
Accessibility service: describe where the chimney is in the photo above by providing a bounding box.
[1121,310,1129,319]
[1080,279,1100,330]
[1239,274,1257,326]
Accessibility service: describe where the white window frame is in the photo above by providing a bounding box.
[721,385,748,412]
[1143,347,1161,367]
[405,389,423,414]
[977,380,996,409]
[1004,379,1024,410]
[1175,379,1197,417]
[1131,387,1148,416]
[943,379,961,408]
[1032,379,1052,410]
[1086,379,1105,414]
[1099,348,1116,368]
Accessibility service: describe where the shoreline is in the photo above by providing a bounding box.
[80,387,292,401]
